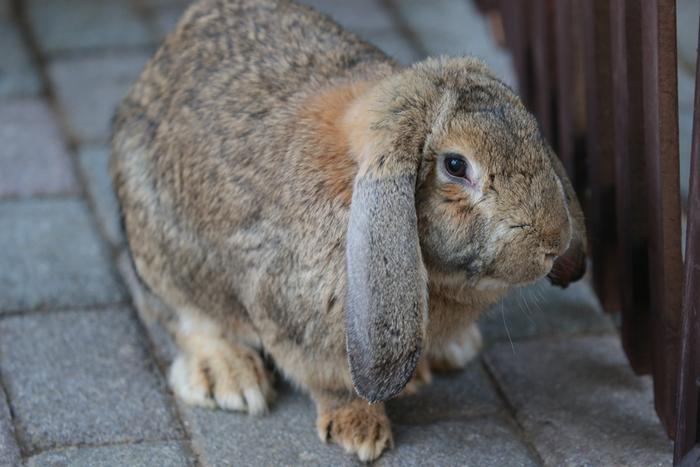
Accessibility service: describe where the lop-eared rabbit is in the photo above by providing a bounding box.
[111,0,586,461]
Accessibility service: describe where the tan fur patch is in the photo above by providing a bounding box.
[299,82,374,205]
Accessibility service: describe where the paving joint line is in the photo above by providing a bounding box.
[8,4,202,464]
[21,433,191,460]
[0,372,23,459]
[42,44,157,63]
[122,292,205,467]
[479,356,546,466]
[0,192,83,203]
[0,301,133,319]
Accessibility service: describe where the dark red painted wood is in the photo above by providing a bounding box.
[641,0,683,437]
[582,0,619,313]
[674,17,700,463]
[553,0,587,195]
[530,0,555,145]
[499,0,534,109]
[610,0,653,374]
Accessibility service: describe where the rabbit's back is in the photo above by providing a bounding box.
[111,0,394,328]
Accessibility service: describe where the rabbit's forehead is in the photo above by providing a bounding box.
[432,111,547,170]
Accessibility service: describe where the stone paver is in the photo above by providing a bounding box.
[358,28,422,65]
[677,0,699,75]
[0,385,21,467]
[0,0,10,19]
[180,380,514,467]
[181,384,357,467]
[378,417,539,467]
[484,335,673,466]
[0,199,125,312]
[28,0,153,55]
[479,279,615,344]
[27,441,194,467]
[387,361,502,425]
[392,0,515,85]
[0,99,77,198]
[299,0,396,32]
[49,52,149,142]
[0,21,42,98]
[78,146,124,246]
[0,308,183,454]
[151,4,188,40]
[297,0,421,64]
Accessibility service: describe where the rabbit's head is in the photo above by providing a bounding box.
[345,57,586,402]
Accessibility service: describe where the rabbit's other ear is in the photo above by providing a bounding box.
[345,148,428,403]
[547,151,587,287]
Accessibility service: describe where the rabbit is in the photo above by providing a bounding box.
[110,0,587,461]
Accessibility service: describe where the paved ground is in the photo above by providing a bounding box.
[0,0,689,465]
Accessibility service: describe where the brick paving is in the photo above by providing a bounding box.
[0,0,686,465]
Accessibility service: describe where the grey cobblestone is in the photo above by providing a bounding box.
[377,417,539,467]
[0,99,77,198]
[0,385,21,467]
[357,28,422,65]
[392,0,515,85]
[78,146,124,247]
[484,335,673,466]
[478,280,615,344]
[0,199,125,312]
[150,3,190,40]
[26,441,194,467]
[137,0,192,7]
[49,52,149,143]
[680,104,693,200]
[181,385,357,466]
[0,21,42,98]
[28,0,153,55]
[677,0,699,75]
[298,0,395,32]
[0,0,10,19]
[297,0,420,64]
[387,361,502,425]
[0,308,184,454]
[181,371,506,466]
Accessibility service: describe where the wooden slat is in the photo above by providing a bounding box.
[610,0,653,374]
[553,0,575,176]
[530,0,555,145]
[499,0,534,109]
[553,0,587,194]
[673,17,700,462]
[581,0,620,312]
[641,0,683,437]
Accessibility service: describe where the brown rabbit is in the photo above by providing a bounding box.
[111,0,587,461]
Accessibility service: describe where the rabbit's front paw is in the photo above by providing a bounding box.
[429,323,483,371]
[168,339,275,415]
[317,399,393,462]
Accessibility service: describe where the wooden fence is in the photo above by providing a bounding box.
[474,0,699,464]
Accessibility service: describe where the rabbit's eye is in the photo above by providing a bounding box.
[444,155,468,178]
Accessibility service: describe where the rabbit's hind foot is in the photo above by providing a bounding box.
[168,311,275,415]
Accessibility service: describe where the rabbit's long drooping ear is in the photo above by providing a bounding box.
[547,151,587,287]
[345,149,428,403]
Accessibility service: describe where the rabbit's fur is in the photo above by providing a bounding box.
[111,0,586,461]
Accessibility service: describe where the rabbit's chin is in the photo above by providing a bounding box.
[473,277,509,291]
